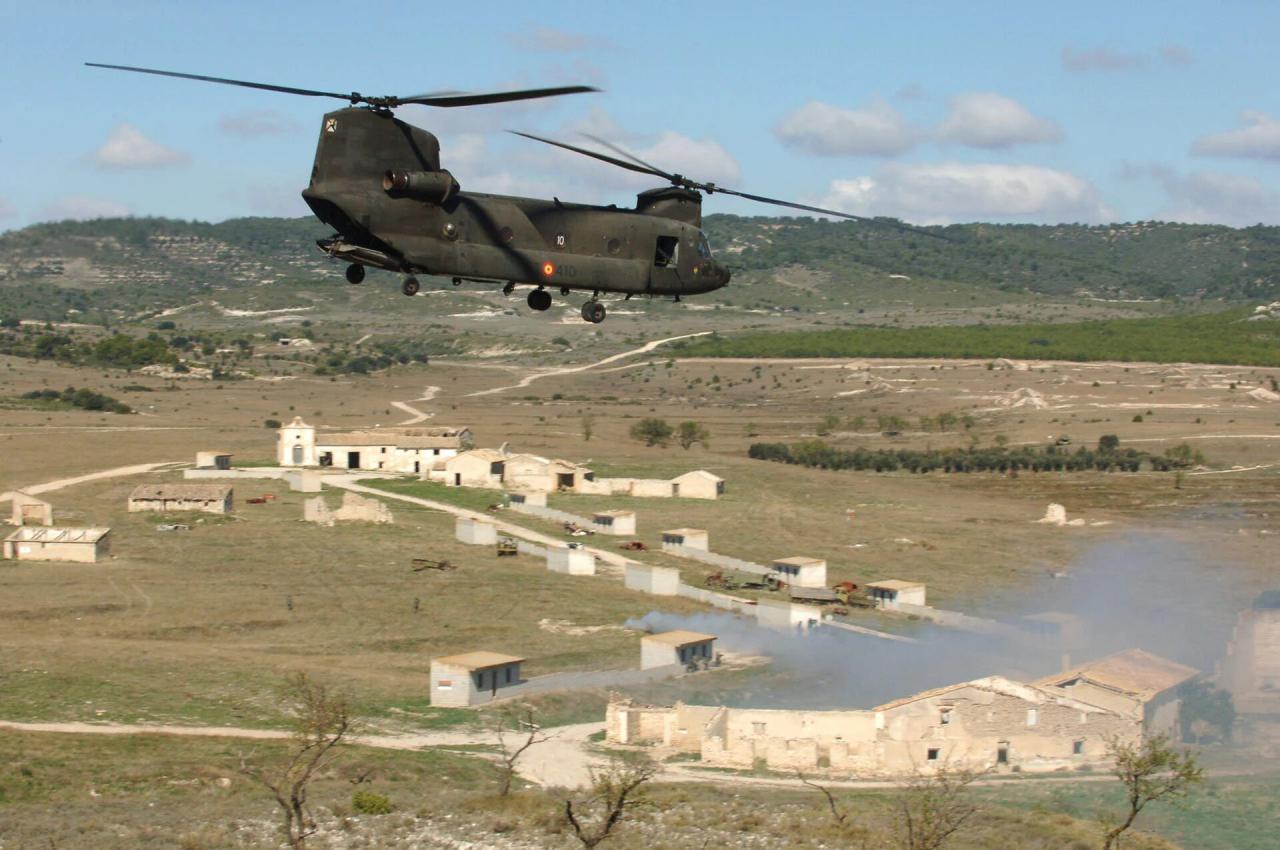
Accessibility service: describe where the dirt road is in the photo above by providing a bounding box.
[0,460,186,504]
[391,385,441,425]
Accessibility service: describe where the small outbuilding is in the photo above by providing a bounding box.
[625,563,681,596]
[9,491,53,527]
[867,580,927,610]
[128,483,233,515]
[4,527,110,563]
[442,449,507,488]
[546,543,596,575]
[641,630,717,670]
[661,528,709,552]
[194,451,232,470]
[591,510,636,536]
[456,515,498,545]
[771,556,828,589]
[671,470,725,500]
[430,652,526,707]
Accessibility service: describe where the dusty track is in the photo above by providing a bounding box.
[0,461,186,504]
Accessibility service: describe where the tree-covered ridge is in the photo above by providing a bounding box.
[703,215,1280,301]
[2,214,1279,304]
[678,309,1280,366]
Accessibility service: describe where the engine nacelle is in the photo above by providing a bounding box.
[383,169,459,203]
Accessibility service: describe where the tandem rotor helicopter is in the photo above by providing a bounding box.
[88,62,938,323]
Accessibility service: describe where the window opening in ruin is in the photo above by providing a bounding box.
[940,709,953,725]
[1027,709,1039,727]
[752,722,766,735]
[927,748,940,761]
[997,743,1009,764]
[654,235,679,268]
[1073,739,1085,755]
[347,451,360,469]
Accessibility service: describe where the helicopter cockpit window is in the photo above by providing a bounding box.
[696,232,713,259]
[654,235,679,268]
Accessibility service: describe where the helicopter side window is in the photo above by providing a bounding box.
[654,235,679,268]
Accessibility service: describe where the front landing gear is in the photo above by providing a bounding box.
[402,276,420,296]
[581,300,606,324]
[345,263,365,284]
[527,288,552,311]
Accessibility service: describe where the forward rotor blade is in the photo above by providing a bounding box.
[400,85,598,108]
[86,62,352,101]
[510,131,667,179]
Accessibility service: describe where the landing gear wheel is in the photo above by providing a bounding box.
[345,264,365,285]
[502,281,516,296]
[402,277,420,296]
[527,288,552,311]
[581,301,607,324]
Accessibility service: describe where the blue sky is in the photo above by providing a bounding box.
[3,0,1278,230]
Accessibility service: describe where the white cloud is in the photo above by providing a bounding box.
[504,26,598,53]
[93,124,189,169]
[1061,46,1147,72]
[936,92,1062,149]
[818,162,1113,225]
[1155,170,1280,226]
[1192,111,1280,162]
[40,196,131,221]
[775,100,916,157]
[218,109,298,137]
[1159,43,1194,66]
[0,197,15,220]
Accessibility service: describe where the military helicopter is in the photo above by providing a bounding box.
[88,63,936,323]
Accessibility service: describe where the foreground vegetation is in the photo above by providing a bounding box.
[680,309,1280,366]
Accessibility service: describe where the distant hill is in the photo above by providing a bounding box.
[1,214,1278,323]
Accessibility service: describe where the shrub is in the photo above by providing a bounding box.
[264,419,282,429]
[629,418,673,447]
[352,789,392,815]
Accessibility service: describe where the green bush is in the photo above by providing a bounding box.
[352,789,392,815]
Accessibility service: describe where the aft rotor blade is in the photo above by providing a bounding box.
[400,85,598,108]
[580,133,675,181]
[718,187,948,240]
[510,131,668,179]
[86,62,353,101]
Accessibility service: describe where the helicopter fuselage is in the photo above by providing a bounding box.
[301,107,730,300]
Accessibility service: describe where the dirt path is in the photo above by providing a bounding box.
[0,719,606,788]
[0,460,187,504]
[391,386,441,425]
[465,332,713,398]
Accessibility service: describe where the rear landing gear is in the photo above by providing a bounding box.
[345,264,365,284]
[502,281,516,296]
[581,300,606,324]
[527,288,552,311]
[402,277,420,296]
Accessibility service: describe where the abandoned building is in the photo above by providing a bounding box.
[547,543,596,575]
[1220,592,1280,715]
[9,491,53,526]
[194,451,232,470]
[430,652,525,707]
[128,483,233,514]
[671,470,725,500]
[303,492,394,526]
[592,510,637,536]
[641,630,717,670]
[661,528,709,552]
[607,673,1137,777]
[771,556,827,589]
[277,417,471,473]
[3,527,111,563]
[1036,648,1198,736]
[866,580,928,610]
[438,449,509,488]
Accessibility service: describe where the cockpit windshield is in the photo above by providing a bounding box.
[696,232,713,259]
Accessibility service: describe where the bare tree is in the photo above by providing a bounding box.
[492,704,555,796]
[797,770,850,828]
[1101,733,1204,850]
[895,762,981,850]
[240,672,354,850]
[564,754,657,849]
